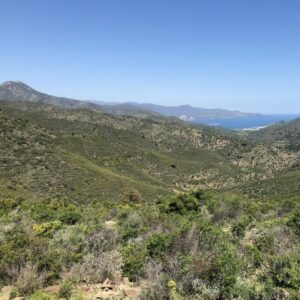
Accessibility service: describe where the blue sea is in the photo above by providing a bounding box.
[191,115,300,130]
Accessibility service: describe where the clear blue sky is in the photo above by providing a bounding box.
[1,0,300,113]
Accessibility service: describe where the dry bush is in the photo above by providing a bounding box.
[84,228,119,255]
[66,250,123,284]
[122,188,142,203]
[177,222,199,256]
[13,263,45,295]
[142,260,168,299]
[191,279,219,300]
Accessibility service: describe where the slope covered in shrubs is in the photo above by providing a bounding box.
[1,189,300,299]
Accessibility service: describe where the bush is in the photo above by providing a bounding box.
[59,209,81,225]
[58,280,73,300]
[121,242,148,281]
[255,234,276,255]
[84,228,119,254]
[14,264,45,295]
[9,290,17,300]
[50,225,85,266]
[232,216,250,238]
[269,255,300,289]
[28,290,56,300]
[142,261,167,299]
[120,211,146,241]
[67,250,123,284]
[35,248,63,284]
[208,244,239,297]
[122,188,142,203]
[288,211,300,234]
[146,233,170,259]
[163,191,203,215]
[32,221,61,237]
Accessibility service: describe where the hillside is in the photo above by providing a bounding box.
[249,117,300,151]
[1,100,298,203]
[0,99,300,299]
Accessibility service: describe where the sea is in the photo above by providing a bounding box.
[190,114,300,131]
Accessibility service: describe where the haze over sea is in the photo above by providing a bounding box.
[192,114,300,130]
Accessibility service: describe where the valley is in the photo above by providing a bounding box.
[0,83,300,299]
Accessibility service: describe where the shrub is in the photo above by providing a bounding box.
[122,188,142,203]
[163,191,202,215]
[58,280,73,300]
[84,228,119,255]
[72,291,85,300]
[269,255,300,289]
[191,279,219,299]
[120,211,146,241]
[59,209,81,225]
[288,211,300,234]
[146,233,170,259]
[142,261,167,299]
[14,264,45,295]
[232,216,250,238]
[67,250,123,284]
[9,290,17,300]
[255,234,276,255]
[35,248,63,285]
[50,225,85,266]
[27,290,56,300]
[32,221,61,237]
[121,242,148,281]
[208,244,239,297]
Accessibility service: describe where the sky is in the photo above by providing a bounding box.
[0,0,300,113]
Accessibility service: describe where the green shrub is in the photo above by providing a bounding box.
[269,255,300,289]
[255,234,276,255]
[121,242,148,281]
[146,233,170,259]
[28,290,56,300]
[232,216,250,238]
[59,209,81,225]
[288,211,300,234]
[58,280,73,300]
[32,221,61,237]
[208,244,239,297]
[9,290,17,300]
[163,191,203,215]
[35,249,62,284]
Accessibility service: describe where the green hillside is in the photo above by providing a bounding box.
[249,118,300,151]
[1,101,300,299]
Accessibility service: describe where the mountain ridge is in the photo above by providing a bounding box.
[1,81,262,120]
[121,102,262,120]
[0,80,99,109]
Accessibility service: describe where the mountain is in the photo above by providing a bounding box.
[120,102,262,120]
[250,117,300,151]
[0,81,99,109]
[1,81,262,122]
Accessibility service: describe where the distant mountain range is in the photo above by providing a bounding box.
[112,102,261,120]
[0,81,260,120]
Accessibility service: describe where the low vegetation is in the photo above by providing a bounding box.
[1,188,300,299]
[0,100,300,299]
